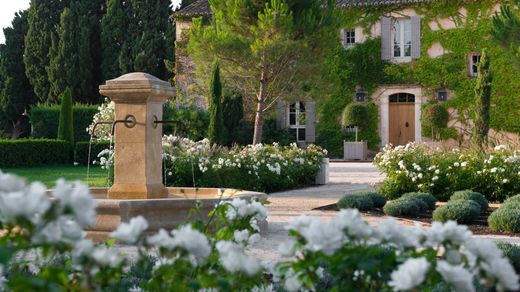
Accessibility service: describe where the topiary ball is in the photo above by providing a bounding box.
[383,198,420,217]
[337,194,374,211]
[401,192,437,210]
[349,191,387,208]
[489,208,520,233]
[503,195,520,209]
[421,103,449,130]
[450,190,488,211]
[432,200,481,224]
[342,103,368,127]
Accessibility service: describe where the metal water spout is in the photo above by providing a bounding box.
[90,116,137,138]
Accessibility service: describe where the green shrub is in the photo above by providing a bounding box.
[503,195,520,209]
[57,88,74,145]
[496,241,520,268]
[0,139,72,167]
[401,192,437,210]
[30,104,97,142]
[450,190,488,211]
[364,192,387,208]
[489,208,520,233]
[421,103,449,140]
[383,198,420,217]
[163,103,210,141]
[432,200,481,224]
[74,141,111,165]
[337,194,374,211]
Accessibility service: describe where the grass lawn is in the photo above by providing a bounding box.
[1,165,110,188]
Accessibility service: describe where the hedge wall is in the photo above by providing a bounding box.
[30,104,98,142]
[0,139,72,167]
[74,141,111,165]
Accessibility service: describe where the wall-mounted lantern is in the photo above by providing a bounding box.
[437,87,448,101]
[354,87,367,102]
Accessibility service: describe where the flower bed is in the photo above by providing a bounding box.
[374,143,520,202]
[162,136,328,193]
[0,171,517,291]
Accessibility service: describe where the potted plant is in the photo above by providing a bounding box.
[342,103,368,160]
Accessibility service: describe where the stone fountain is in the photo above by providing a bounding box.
[84,73,266,241]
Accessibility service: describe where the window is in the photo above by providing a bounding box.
[342,29,356,49]
[393,19,412,59]
[389,93,415,103]
[437,87,448,101]
[469,53,481,77]
[288,102,306,142]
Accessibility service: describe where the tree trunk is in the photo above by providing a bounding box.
[252,79,267,145]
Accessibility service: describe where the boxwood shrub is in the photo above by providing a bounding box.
[401,192,437,210]
[489,208,520,233]
[450,190,488,211]
[365,192,387,208]
[0,139,72,167]
[432,200,481,224]
[503,195,520,209]
[337,194,374,211]
[74,141,111,165]
[496,241,520,269]
[383,198,420,217]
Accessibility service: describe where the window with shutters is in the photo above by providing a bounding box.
[288,102,306,142]
[469,53,481,77]
[392,18,412,60]
[341,29,356,49]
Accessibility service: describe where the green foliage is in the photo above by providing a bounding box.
[100,0,127,80]
[364,192,387,208]
[421,103,450,140]
[30,104,98,142]
[383,198,421,217]
[74,141,111,165]
[0,10,35,138]
[432,200,481,224]
[221,87,244,146]
[489,207,520,233]
[342,103,368,127]
[503,195,520,208]
[496,241,520,269]
[450,190,489,211]
[0,139,72,167]
[492,1,520,65]
[337,194,374,211]
[401,192,437,210]
[207,60,226,145]
[163,103,210,141]
[472,49,493,148]
[57,88,74,145]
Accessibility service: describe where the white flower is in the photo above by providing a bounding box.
[436,261,475,292]
[216,240,261,276]
[278,239,297,257]
[90,246,122,267]
[335,209,372,239]
[375,219,420,248]
[110,216,149,244]
[151,225,211,264]
[454,162,460,167]
[33,217,84,244]
[424,221,472,247]
[480,257,519,291]
[494,145,507,151]
[225,199,268,221]
[53,179,98,227]
[502,179,510,184]
[234,229,250,243]
[284,271,302,292]
[461,162,468,167]
[0,180,50,223]
[73,239,95,258]
[389,257,430,291]
[0,171,26,192]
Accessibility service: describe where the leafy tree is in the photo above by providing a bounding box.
[24,0,68,102]
[47,3,94,103]
[57,87,74,145]
[207,60,226,145]
[472,49,492,149]
[0,10,35,138]
[492,0,520,64]
[421,103,449,141]
[342,103,368,142]
[189,0,338,144]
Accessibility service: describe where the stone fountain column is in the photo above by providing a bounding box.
[99,72,175,200]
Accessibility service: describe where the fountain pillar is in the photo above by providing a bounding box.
[99,73,175,200]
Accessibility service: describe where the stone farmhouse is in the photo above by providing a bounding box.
[173,0,519,149]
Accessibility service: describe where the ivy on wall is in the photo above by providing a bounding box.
[316,0,519,156]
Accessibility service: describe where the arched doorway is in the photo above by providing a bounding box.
[389,93,415,145]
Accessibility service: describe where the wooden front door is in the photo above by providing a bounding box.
[389,93,415,146]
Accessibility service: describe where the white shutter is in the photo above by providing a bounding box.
[276,100,287,129]
[381,17,392,60]
[305,101,316,143]
[411,16,421,59]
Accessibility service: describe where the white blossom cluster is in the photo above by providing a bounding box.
[86,98,115,141]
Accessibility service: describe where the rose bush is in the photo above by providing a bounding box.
[0,171,517,291]
[374,143,520,202]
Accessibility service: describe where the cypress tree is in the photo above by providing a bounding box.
[0,10,35,137]
[47,4,93,103]
[57,87,74,145]
[472,49,493,149]
[208,60,226,145]
[101,0,128,80]
[222,87,244,145]
[24,0,67,102]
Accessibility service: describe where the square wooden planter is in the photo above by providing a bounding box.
[344,141,368,161]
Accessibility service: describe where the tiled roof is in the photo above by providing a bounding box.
[173,0,431,18]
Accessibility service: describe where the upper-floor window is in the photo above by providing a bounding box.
[469,53,481,77]
[288,102,306,142]
[341,29,356,49]
[393,19,412,59]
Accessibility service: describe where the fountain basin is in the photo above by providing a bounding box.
[48,188,268,241]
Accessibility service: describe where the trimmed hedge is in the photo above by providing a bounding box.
[30,104,97,142]
[450,190,488,212]
[489,208,520,233]
[74,141,111,165]
[401,192,437,210]
[432,200,481,224]
[337,194,374,211]
[0,139,72,167]
[383,198,420,217]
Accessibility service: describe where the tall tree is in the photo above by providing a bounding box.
[472,49,493,149]
[189,0,337,144]
[57,87,74,145]
[101,0,128,80]
[492,0,520,64]
[47,3,94,103]
[24,0,68,102]
[207,59,226,145]
[0,10,35,138]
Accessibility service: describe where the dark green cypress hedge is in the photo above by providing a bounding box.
[0,139,72,167]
